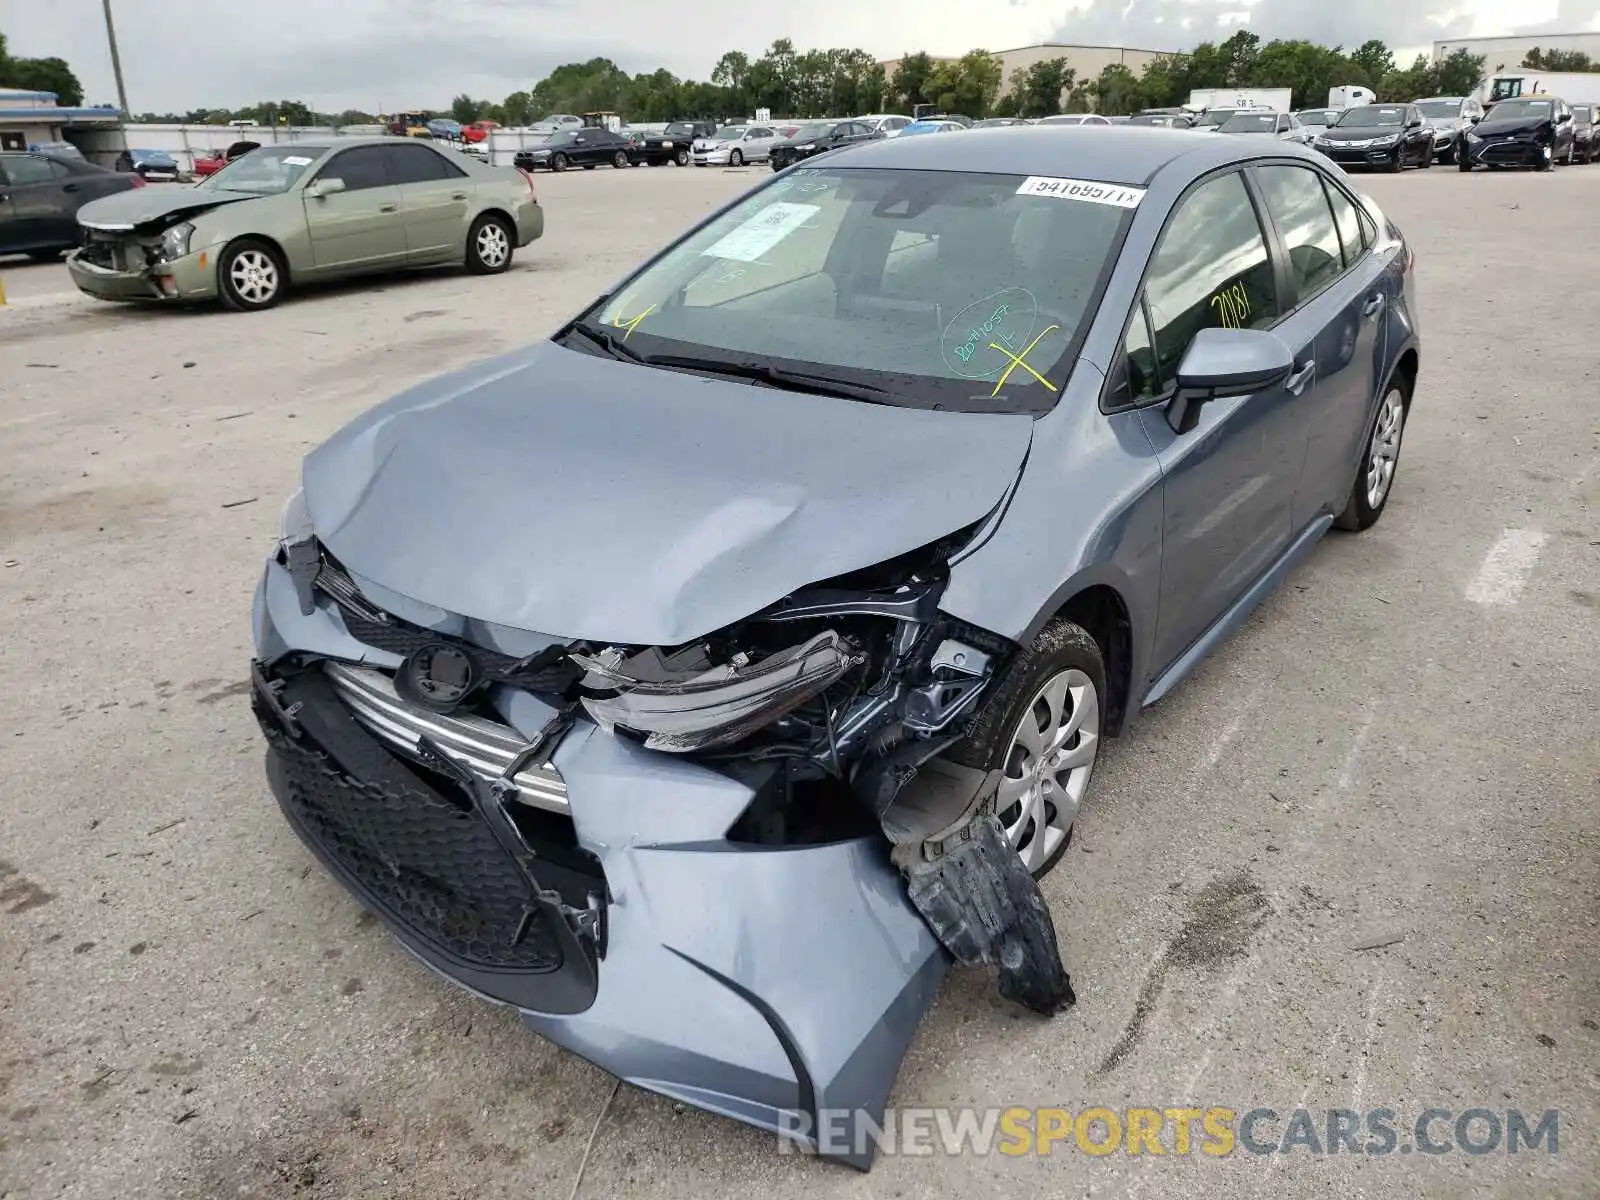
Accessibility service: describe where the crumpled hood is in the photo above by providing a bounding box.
[1318,126,1404,142]
[303,341,1035,646]
[1474,115,1550,138]
[76,185,255,231]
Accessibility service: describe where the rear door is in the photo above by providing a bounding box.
[383,142,471,262]
[1249,161,1388,530]
[1127,168,1310,673]
[0,154,83,249]
[0,156,22,250]
[303,145,408,271]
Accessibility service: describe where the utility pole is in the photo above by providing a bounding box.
[101,0,131,116]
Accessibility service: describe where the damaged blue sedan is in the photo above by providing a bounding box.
[251,126,1419,1167]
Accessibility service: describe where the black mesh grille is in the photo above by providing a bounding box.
[263,720,564,972]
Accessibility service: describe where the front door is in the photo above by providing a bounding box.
[1130,168,1313,674]
[302,145,408,272]
[0,154,76,249]
[382,142,471,261]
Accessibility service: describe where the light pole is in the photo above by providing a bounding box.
[101,0,131,116]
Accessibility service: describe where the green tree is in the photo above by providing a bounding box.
[1523,47,1598,72]
[924,50,1002,117]
[501,90,534,125]
[1436,48,1487,96]
[1091,63,1145,114]
[1218,30,1261,86]
[449,94,483,124]
[1,54,84,106]
[1349,39,1395,87]
[1012,57,1074,117]
[890,51,935,109]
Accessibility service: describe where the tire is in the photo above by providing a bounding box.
[675,149,689,166]
[947,618,1105,881]
[26,248,63,263]
[1335,379,1408,532]
[218,238,286,312]
[1536,149,1552,171]
[1458,152,1473,172]
[730,149,743,166]
[582,163,595,170]
[551,152,568,172]
[465,213,513,275]
[1385,151,1402,173]
[1419,147,1432,168]
[612,150,629,169]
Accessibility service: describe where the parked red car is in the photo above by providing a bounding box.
[463,120,498,144]
[192,151,228,177]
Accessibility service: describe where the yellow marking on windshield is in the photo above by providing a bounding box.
[989,324,1062,396]
[611,303,656,341]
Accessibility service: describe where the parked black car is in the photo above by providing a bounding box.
[637,120,718,166]
[1412,95,1485,164]
[1459,96,1577,171]
[1571,104,1597,162]
[0,150,142,261]
[1310,103,1435,171]
[514,128,639,172]
[768,119,882,171]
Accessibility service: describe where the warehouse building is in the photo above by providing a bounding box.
[0,87,123,155]
[1433,30,1600,71]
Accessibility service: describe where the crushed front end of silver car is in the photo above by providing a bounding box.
[251,343,1076,1168]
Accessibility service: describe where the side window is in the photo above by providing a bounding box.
[320,146,390,190]
[3,155,59,185]
[1121,303,1159,403]
[1321,178,1365,268]
[384,144,464,184]
[1143,170,1281,388]
[1253,163,1345,301]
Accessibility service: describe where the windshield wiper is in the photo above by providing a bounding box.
[563,320,648,364]
[641,355,896,404]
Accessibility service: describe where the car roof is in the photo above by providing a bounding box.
[824,124,1288,186]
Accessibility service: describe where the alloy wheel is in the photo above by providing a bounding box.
[1366,388,1405,509]
[229,249,279,305]
[996,668,1100,875]
[475,222,510,269]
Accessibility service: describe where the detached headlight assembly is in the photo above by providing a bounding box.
[278,486,312,542]
[159,221,195,261]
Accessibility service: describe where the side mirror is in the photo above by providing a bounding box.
[1167,327,1294,433]
[1469,113,1482,124]
[1557,112,1572,124]
[306,177,345,198]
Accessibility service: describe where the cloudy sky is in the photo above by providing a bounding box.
[8,0,1598,113]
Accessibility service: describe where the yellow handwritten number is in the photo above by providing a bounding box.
[1209,281,1251,330]
[988,324,1062,397]
[610,303,656,341]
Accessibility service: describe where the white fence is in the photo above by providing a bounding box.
[83,122,679,172]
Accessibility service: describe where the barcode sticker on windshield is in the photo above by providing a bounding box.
[283,156,313,166]
[701,202,819,262]
[1016,176,1145,208]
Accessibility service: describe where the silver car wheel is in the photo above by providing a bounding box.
[1366,388,1405,509]
[476,223,509,268]
[230,249,279,305]
[996,668,1099,874]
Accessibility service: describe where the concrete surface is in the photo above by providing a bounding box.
[1,161,1596,1200]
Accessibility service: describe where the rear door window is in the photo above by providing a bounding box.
[384,143,465,183]
[1253,163,1346,302]
[2,155,61,185]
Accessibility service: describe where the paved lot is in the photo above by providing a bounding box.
[1,161,1596,1200]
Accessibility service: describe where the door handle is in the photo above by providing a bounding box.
[451,192,467,200]
[1284,360,1317,396]
[378,203,397,212]
[62,182,80,192]
[1361,293,1384,318]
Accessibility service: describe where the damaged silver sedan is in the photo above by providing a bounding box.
[252,128,1418,1167]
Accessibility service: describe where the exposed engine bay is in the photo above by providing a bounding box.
[281,525,1074,1015]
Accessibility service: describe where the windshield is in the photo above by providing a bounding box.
[1489,99,1554,122]
[1489,78,1525,101]
[1414,100,1462,119]
[1336,106,1406,128]
[791,123,835,140]
[1298,110,1334,126]
[1193,110,1236,128]
[664,122,695,136]
[1039,115,1084,125]
[1220,113,1277,133]
[571,166,1133,414]
[200,145,324,195]
[1575,105,1594,123]
[715,126,747,141]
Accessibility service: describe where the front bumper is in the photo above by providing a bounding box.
[691,149,734,166]
[251,556,947,1166]
[1317,141,1402,168]
[1463,136,1549,167]
[65,242,218,303]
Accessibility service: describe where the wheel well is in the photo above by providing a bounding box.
[1053,585,1133,736]
[221,234,290,284]
[1391,348,1418,407]
[476,207,515,236]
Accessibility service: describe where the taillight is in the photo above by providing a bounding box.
[129,174,147,188]
[518,166,537,200]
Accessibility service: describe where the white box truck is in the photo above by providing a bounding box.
[1329,85,1376,109]
[1480,71,1600,106]
[1187,88,1293,114]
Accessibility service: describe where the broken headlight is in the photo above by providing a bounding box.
[158,221,195,262]
[571,630,865,753]
[278,486,311,542]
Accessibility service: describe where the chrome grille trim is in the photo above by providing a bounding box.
[324,662,570,814]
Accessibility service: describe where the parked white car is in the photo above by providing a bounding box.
[1216,109,1316,145]
[855,114,915,137]
[1036,114,1113,126]
[691,125,782,166]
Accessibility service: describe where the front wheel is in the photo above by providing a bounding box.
[613,150,629,169]
[551,152,569,172]
[1335,382,1407,532]
[729,149,743,166]
[947,619,1104,880]
[465,214,513,274]
[674,149,689,166]
[1386,151,1403,172]
[218,238,285,312]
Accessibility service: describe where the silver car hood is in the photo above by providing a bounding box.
[302,341,1034,646]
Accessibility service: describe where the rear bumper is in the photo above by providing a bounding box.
[251,558,947,1166]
